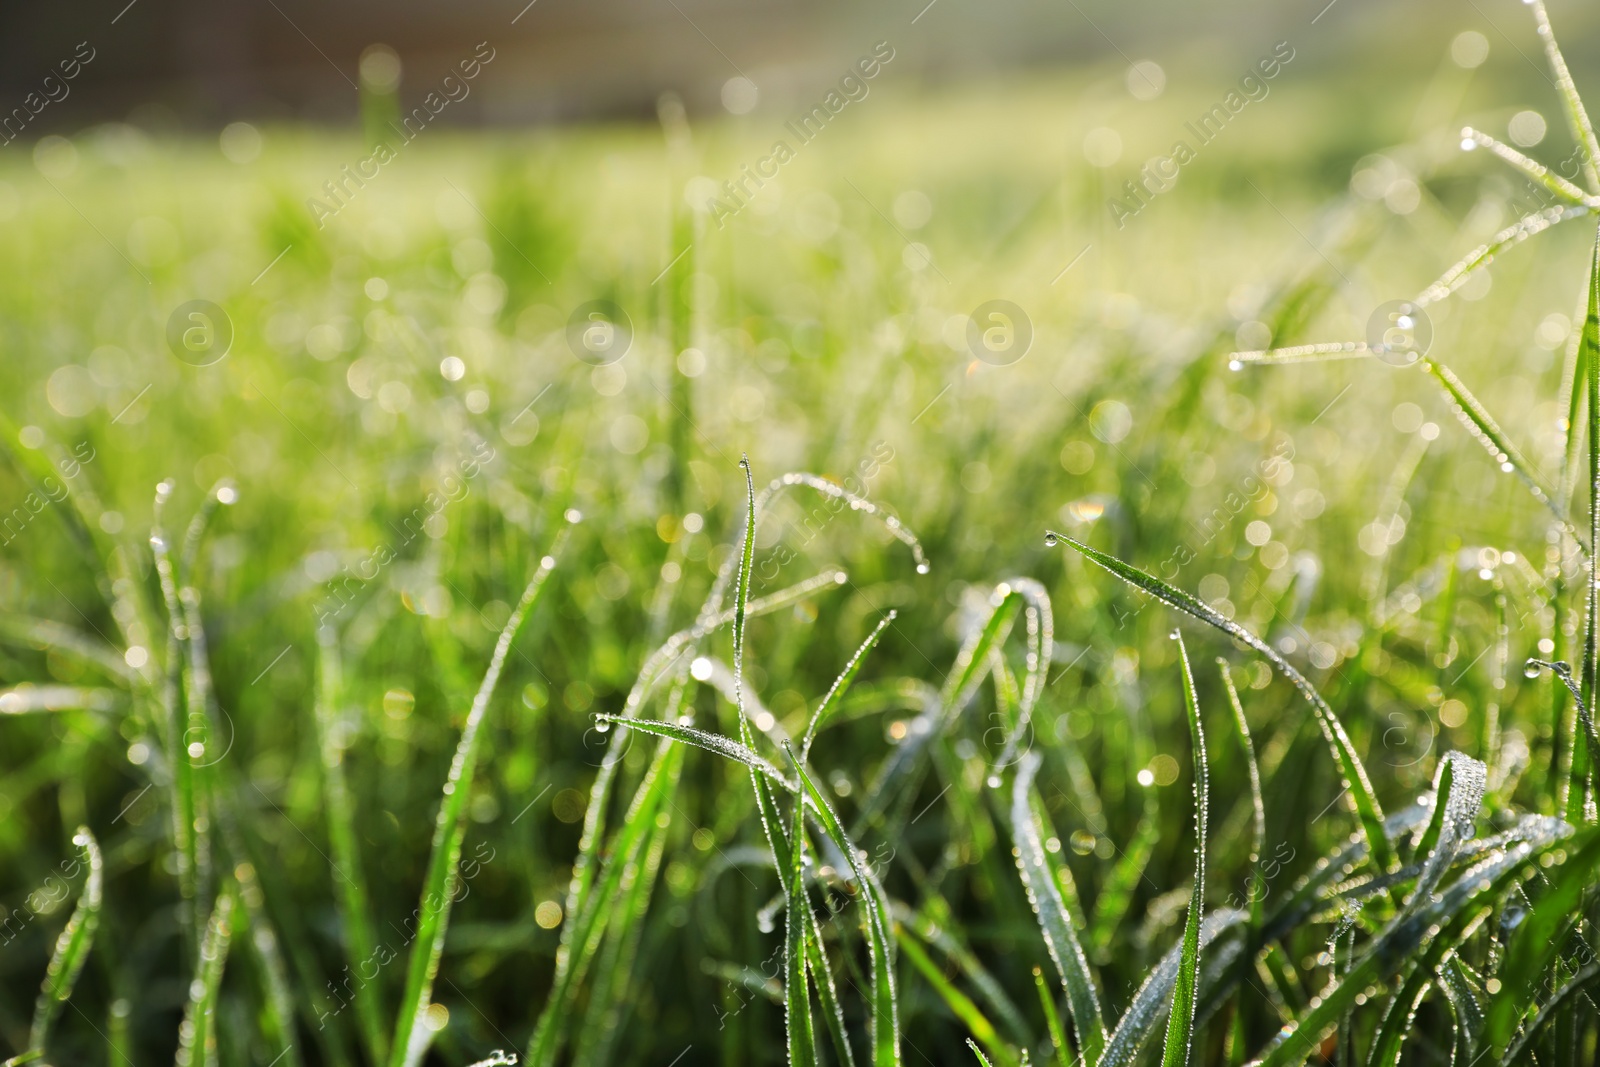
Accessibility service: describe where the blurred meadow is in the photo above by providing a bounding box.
[5,1,1600,1064]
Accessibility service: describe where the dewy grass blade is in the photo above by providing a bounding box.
[1217,661,1264,927]
[389,543,564,1067]
[1100,911,1248,1067]
[1459,127,1595,206]
[1046,532,1393,874]
[1413,206,1589,307]
[782,744,818,1067]
[593,715,793,789]
[315,628,388,1066]
[1423,360,1582,549]
[1011,751,1105,1065]
[1160,633,1207,1067]
[1484,824,1600,1056]
[19,828,101,1062]
[1525,0,1600,193]
[793,754,900,1066]
[176,883,238,1067]
[1581,226,1600,804]
[1496,962,1600,1065]
[801,611,896,761]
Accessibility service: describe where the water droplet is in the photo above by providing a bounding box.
[986,775,1002,789]
[595,721,611,734]
[915,562,930,574]
[1524,659,1542,679]
[1228,359,1243,372]
[1043,532,1060,546]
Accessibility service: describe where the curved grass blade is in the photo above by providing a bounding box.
[594,715,792,790]
[18,828,102,1062]
[1217,662,1264,928]
[176,884,238,1067]
[805,905,858,1067]
[1497,961,1600,1065]
[1484,820,1600,1055]
[314,628,388,1065]
[967,1039,995,1067]
[389,547,563,1067]
[1012,751,1104,1065]
[893,901,1032,1046]
[1253,824,1585,1067]
[560,569,849,976]
[1047,532,1393,874]
[1160,633,1208,1067]
[1404,752,1486,914]
[801,612,896,761]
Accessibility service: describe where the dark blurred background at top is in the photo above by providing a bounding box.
[7,0,1596,134]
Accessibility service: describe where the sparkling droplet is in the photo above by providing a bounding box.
[1228,359,1243,372]
[1524,659,1542,680]
[595,721,611,734]
[915,562,930,575]
[986,775,1002,789]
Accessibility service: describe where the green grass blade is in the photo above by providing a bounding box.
[1255,825,1584,1067]
[1423,360,1580,546]
[1033,966,1071,1067]
[1497,962,1600,1065]
[896,930,1014,1067]
[1217,661,1264,927]
[1404,753,1486,914]
[782,743,819,1067]
[805,904,859,1067]
[176,884,238,1067]
[967,1038,995,1067]
[1581,226,1600,808]
[1525,0,1600,193]
[1101,911,1248,1067]
[23,827,101,1060]
[1484,822,1600,1055]
[1047,532,1393,874]
[857,587,1020,830]
[1414,205,1588,307]
[526,734,686,1066]
[314,628,388,1065]
[1012,751,1105,1065]
[1087,799,1158,959]
[1160,633,1208,1067]
[1460,127,1594,206]
[793,754,900,1065]
[389,547,563,1067]
[594,715,792,788]
[801,612,895,761]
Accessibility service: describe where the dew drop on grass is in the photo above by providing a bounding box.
[986,775,1002,789]
[1228,360,1243,371]
[1524,659,1542,679]
[916,561,930,574]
